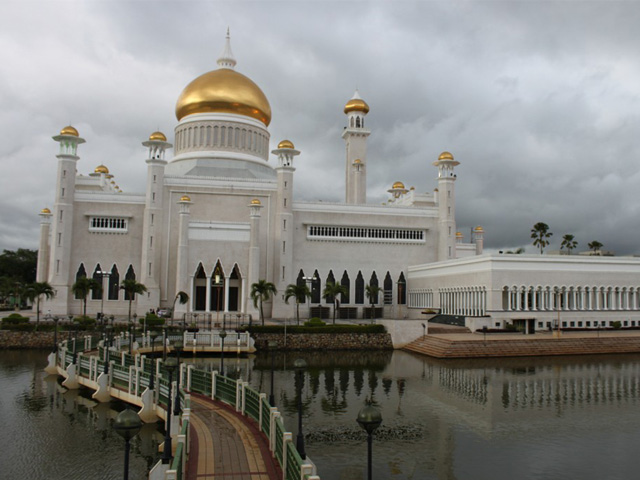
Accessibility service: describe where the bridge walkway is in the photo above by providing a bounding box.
[187,394,281,480]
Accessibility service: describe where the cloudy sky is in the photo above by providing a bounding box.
[2,0,640,255]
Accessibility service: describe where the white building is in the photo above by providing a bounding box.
[36,34,482,321]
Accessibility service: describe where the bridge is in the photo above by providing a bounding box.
[45,332,321,480]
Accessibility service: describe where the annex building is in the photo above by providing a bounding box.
[36,34,640,330]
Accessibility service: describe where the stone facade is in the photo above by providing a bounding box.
[251,332,393,351]
[0,331,55,349]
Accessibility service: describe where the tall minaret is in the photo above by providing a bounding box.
[433,151,459,261]
[36,208,52,282]
[271,140,300,315]
[246,199,263,315]
[139,131,171,312]
[342,90,370,204]
[49,126,85,311]
[175,194,192,316]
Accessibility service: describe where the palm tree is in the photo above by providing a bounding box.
[251,280,277,326]
[284,283,311,325]
[365,284,382,322]
[72,276,101,318]
[323,281,348,325]
[531,222,552,254]
[588,240,603,255]
[171,291,189,323]
[120,279,148,323]
[26,281,55,329]
[505,247,525,254]
[561,234,578,255]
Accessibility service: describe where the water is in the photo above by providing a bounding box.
[3,349,640,479]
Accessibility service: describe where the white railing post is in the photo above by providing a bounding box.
[236,380,242,411]
[269,409,280,452]
[241,382,247,415]
[121,351,125,366]
[258,393,267,431]
[128,365,134,395]
[135,368,140,397]
[282,432,293,480]
[301,464,314,480]
[211,371,217,399]
[187,365,194,392]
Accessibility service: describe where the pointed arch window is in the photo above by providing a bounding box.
[92,264,103,300]
[355,271,365,304]
[341,271,350,304]
[324,271,336,303]
[123,265,136,301]
[297,270,305,287]
[369,272,379,304]
[75,264,87,299]
[108,265,120,300]
[383,272,393,305]
[397,272,406,305]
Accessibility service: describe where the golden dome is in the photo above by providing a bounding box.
[60,125,79,136]
[438,151,454,161]
[94,165,109,174]
[344,98,370,115]
[277,139,294,149]
[392,181,405,190]
[149,131,167,141]
[180,194,191,202]
[250,198,261,205]
[456,231,463,237]
[354,159,362,164]
[176,68,271,125]
[474,225,484,231]
[40,207,51,214]
[410,186,415,190]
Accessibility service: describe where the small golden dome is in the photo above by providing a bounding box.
[438,151,454,161]
[110,180,116,184]
[277,139,294,149]
[250,198,261,205]
[176,68,271,125]
[40,207,51,214]
[456,232,463,237]
[410,186,415,190]
[354,159,362,164]
[60,125,79,136]
[474,225,484,231]
[95,165,109,174]
[149,131,167,141]
[180,194,191,202]
[344,98,370,115]
[392,181,405,190]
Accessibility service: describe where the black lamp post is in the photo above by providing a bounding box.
[219,329,227,375]
[162,357,178,464]
[150,330,159,355]
[294,358,307,459]
[268,341,277,406]
[113,408,143,480]
[104,325,112,373]
[162,326,168,361]
[173,341,183,416]
[129,321,134,355]
[357,402,383,480]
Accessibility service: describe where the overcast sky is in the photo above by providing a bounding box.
[2,0,640,255]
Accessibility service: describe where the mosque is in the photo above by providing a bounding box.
[36,34,640,331]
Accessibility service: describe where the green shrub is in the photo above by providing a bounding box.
[74,316,97,331]
[2,322,34,331]
[2,313,29,325]
[246,324,386,334]
[304,317,326,327]
[611,321,622,329]
[143,313,165,327]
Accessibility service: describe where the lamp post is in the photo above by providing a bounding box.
[268,341,277,406]
[219,329,227,375]
[162,326,168,361]
[150,330,159,355]
[104,325,112,373]
[162,357,178,464]
[214,273,223,329]
[173,341,183,416]
[357,402,383,480]
[113,408,143,480]
[302,276,317,319]
[97,270,111,320]
[294,358,307,459]
[397,279,406,320]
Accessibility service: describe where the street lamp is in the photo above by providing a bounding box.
[219,329,227,375]
[113,408,143,480]
[173,341,183,416]
[162,326,168,361]
[357,402,383,480]
[214,273,223,330]
[162,357,178,464]
[294,358,307,459]
[268,341,277,406]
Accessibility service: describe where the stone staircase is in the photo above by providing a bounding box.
[403,335,640,359]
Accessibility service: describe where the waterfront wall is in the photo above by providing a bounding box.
[252,332,393,350]
[0,331,54,349]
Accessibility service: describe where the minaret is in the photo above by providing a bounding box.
[271,140,300,315]
[246,199,263,315]
[342,90,370,204]
[474,226,484,255]
[433,151,459,261]
[36,208,52,282]
[175,195,192,316]
[139,131,171,312]
[49,126,85,310]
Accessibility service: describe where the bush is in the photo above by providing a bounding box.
[142,313,165,328]
[2,322,34,331]
[611,321,622,329]
[74,316,97,331]
[304,317,326,327]
[246,324,386,334]
[2,313,29,325]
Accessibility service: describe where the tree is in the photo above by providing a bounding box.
[323,281,348,325]
[251,280,277,326]
[0,248,38,283]
[531,222,552,254]
[171,291,189,322]
[588,240,603,255]
[71,276,101,318]
[26,281,55,329]
[120,279,148,323]
[505,247,525,254]
[560,234,578,255]
[365,284,382,322]
[284,283,311,325]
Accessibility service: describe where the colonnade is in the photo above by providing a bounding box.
[503,285,640,312]
[438,286,487,316]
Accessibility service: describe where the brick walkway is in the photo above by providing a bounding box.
[186,394,282,480]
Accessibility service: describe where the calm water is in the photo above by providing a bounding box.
[3,349,640,479]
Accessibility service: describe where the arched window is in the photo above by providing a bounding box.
[368,272,379,304]
[355,271,365,304]
[210,262,225,312]
[297,270,305,287]
[383,272,393,305]
[397,272,406,305]
[324,271,336,303]
[108,265,119,300]
[92,264,103,300]
[123,265,136,301]
[193,263,207,311]
[340,271,350,304]
[311,270,321,303]
[75,264,87,299]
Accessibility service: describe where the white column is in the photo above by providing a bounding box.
[224,276,230,313]
[205,276,212,312]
